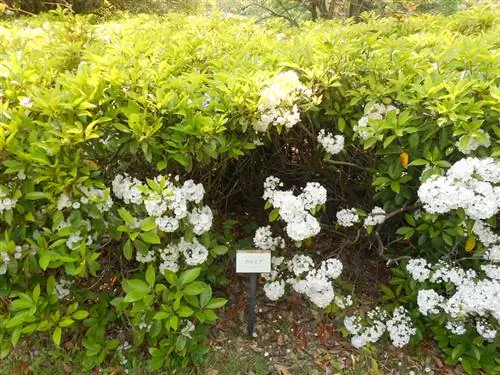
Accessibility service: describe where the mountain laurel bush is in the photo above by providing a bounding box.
[0,3,498,373]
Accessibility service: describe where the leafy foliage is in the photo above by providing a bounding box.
[0,2,498,372]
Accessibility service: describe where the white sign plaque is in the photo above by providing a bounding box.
[236,250,271,273]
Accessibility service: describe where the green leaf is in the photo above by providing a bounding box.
[146,265,156,287]
[177,306,194,317]
[199,285,212,308]
[153,312,170,320]
[11,328,21,347]
[58,318,75,328]
[212,245,228,255]
[183,281,208,296]
[140,217,157,232]
[206,298,227,309]
[268,208,280,222]
[408,159,428,166]
[24,192,51,200]
[125,279,150,294]
[140,232,161,244]
[178,267,201,286]
[123,239,133,260]
[118,208,134,225]
[39,253,51,270]
[72,310,89,320]
[52,327,62,346]
[390,181,400,193]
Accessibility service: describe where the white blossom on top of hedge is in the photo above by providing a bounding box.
[418,157,499,220]
[353,103,399,140]
[253,71,312,132]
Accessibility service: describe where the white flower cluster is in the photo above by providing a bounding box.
[112,174,143,204]
[317,129,344,155]
[253,71,312,132]
[386,307,417,348]
[336,208,359,227]
[112,174,212,236]
[55,278,73,299]
[363,206,386,228]
[345,307,415,349]
[354,103,399,140]
[408,259,499,341]
[56,184,113,212]
[263,254,344,309]
[418,157,500,220]
[0,190,17,213]
[0,251,9,275]
[253,226,285,251]
[473,219,500,262]
[262,177,326,241]
[456,129,491,154]
[19,96,33,108]
[112,174,212,273]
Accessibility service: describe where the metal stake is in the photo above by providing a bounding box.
[247,273,258,338]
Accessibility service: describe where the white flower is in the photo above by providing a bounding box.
[19,96,32,108]
[386,307,416,348]
[445,321,466,335]
[263,280,285,301]
[417,289,444,316]
[363,206,386,227]
[112,174,143,204]
[56,193,72,210]
[418,157,499,220]
[407,258,430,282]
[179,238,208,266]
[188,206,213,235]
[481,264,500,280]
[66,233,83,250]
[159,245,180,274]
[181,321,195,339]
[55,278,73,299]
[136,250,156,263]
[262,177,325,241]
[253,71,311,132]
[302,273,335,308]
[300,182,327,210]
[336,208,359,227]
[289,254,314,276]
[144,199,168,217]
[456,130,490,154]
[319,258,343,280]
[155,216,179,232]
[253,226,284,251]
[182,180,205,203]
[475,319,496,341]
[0,252,10,275]
[317,129,344,155]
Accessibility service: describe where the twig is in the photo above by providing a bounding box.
[324,159,366,170]
[385,255,412,266]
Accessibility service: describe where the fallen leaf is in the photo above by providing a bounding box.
[274,364,292,375]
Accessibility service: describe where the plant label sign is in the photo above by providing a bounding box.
[236,250,271,273]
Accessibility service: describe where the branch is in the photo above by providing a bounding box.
[324,159,367,170]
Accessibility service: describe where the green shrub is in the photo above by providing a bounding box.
[0,3,498,372]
